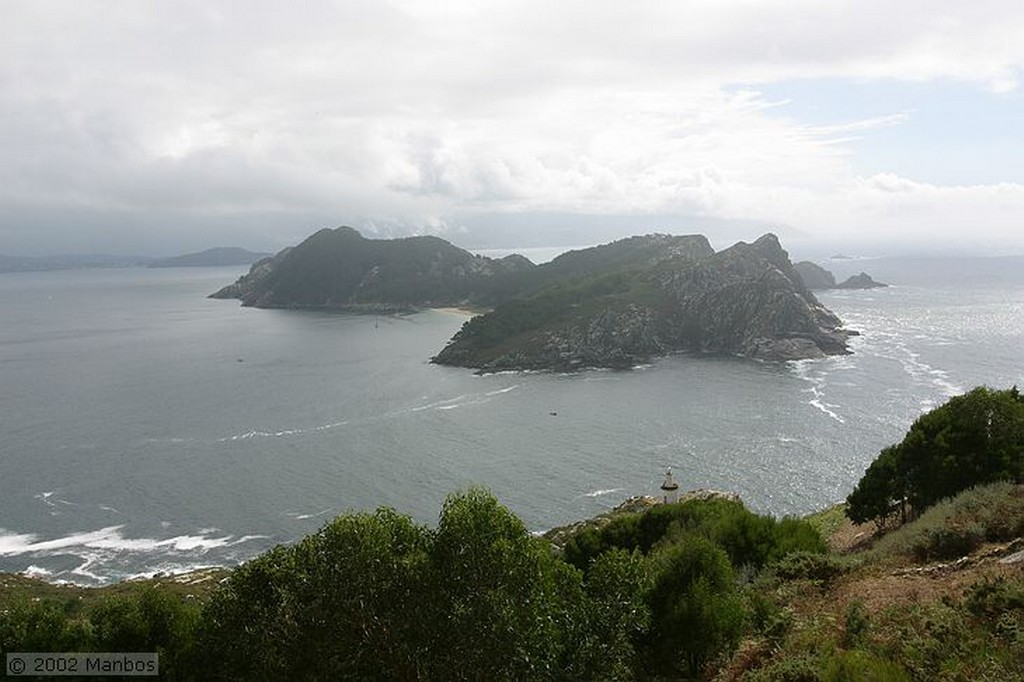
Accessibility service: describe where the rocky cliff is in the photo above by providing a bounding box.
[432,233,855,371]
[794,261,837,289]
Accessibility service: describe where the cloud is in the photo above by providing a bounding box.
[2,1,1024,254]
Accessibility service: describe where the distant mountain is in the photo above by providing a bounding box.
[0,254,153,273]
[433,234,853,371]
[148,247,273,268]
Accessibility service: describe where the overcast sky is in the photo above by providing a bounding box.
[3,1,1023,256]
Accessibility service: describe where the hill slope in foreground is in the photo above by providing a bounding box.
[2,482,1021,680]
[212,227,855,370]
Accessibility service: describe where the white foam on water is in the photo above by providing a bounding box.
[219,385,520,442]
[790,358,846,424]
[583,488,625,498]
[284,508,333,521]
[21,565,53,578]
[0,525,270,584]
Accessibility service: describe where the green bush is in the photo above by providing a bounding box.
[842,600,870,648]
[770,551,846,584]
[965,577,1024,619]
[90,587,200,677]
[565,497,826,574]
[645,535,745,678]
[0,597,93,655]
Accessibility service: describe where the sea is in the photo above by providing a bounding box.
[1,255,1022,584]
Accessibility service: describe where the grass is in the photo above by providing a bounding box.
[870,481,1024,563]
[803,503,848,544]
[714,481,1024,681]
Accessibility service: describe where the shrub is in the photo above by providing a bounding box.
[645,535,745,678]
[565,497,826,574]
[823,650,909,682]
[965,577,1024,619]
[842,600,870,648]
[770,551,846,584]
[0,597,93,655]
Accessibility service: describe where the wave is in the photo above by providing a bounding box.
[585,485,622,497]
[222,385,521,441]
[790,358,846,424]
[0,526,269,585]
[283,508,333,521]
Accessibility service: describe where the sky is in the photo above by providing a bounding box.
[3,1,1024,257]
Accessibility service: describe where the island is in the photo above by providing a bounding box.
[212,227,856,370]
[148,247,273,268]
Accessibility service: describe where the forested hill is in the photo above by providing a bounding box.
[209,226,535,309]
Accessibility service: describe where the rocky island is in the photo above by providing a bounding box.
[212,227,856,371]
[433,233,855,370]
[209,226,534,311]
[793,260,888,290]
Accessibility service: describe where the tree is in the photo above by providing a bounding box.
[847,386,1024,527]
[423,487,581,680]
[846,445,907,528]
[644,535,745,678]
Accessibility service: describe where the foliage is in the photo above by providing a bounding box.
[870,481,1024,562]
[822,650,909,682]
[841,600,870,648]
[6,480,1024,680]
[769,551,847,585]
[646,535,745,678]
[0,597,93,655]
[965,577,1024,619]
[198,488,666,680]
[567,548,651,681]
[0,586,201,680]
[564,497,827,573]
[90,586,201,677]
[847,386,1024,527]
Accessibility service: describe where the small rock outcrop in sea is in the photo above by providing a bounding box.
[794,261,888,290]
[835,272,888,289]
[433,233,855,370]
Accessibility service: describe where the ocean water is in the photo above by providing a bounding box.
[1,261,1022,584]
